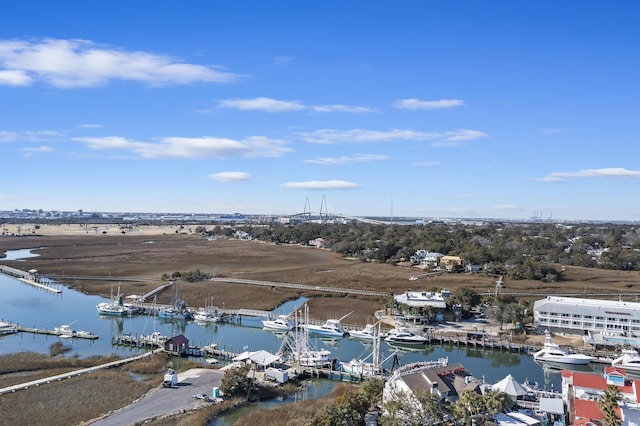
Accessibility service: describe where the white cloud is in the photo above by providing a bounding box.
[208,171,252,182]
[282,180,362,190]
[78,123,104,129]
[74,135,291,159]
[21,146,54,157]
[303,154,388,165]
[456,193,481,199]
[219,97,305,112]
[538,168,640,182]
[0,69,31,86]
[0,38,239,88]
[394,98,464,110]
[311,104,376,113]
[296,128,486,146]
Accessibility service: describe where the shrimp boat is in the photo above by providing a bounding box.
[193,297,221,323]
[96,285,137,316]
[277,303,335,368]
[158,285,192,320]
[340,322,393,377]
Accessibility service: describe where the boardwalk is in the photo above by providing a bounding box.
[209,277,386,297]
[0,265,62,293]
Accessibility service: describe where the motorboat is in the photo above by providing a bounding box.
[384,325,428,346]
[303,311,351,337]
[262,314,296,331]
[54,322,98,339]
[348,323,386,340]
[142,331,168,345]
[612,348,640,371]
[533,331,593,365]
[55,324,77,337]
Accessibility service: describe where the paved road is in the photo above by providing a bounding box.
[89,368,224,425]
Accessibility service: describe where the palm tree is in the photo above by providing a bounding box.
[599,385,622,426]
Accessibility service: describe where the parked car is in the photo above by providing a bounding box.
[192,393,208,400]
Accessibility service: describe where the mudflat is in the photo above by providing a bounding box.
[2,225,640,327]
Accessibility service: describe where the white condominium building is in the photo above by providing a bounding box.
[534,296,640,336]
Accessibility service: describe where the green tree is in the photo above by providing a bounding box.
[381,390,450,426]
[599,385,622,426]
[219,365,254,397]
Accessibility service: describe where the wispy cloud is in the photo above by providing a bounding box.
[0,38,240,88]
[219,97,305,112]
[0,129,63,142]
[208,171,252,182]
[0,131,18,143]
[218,97,374,113]
[78,123,104,129]
[394,98,464,110]
[456,193,481,199]
[311,104,376,113]
[74,135,291,159]
[282,180,362,190]
[303,154,388,165]
[538,167,640,182]
[21,146,54,157]
[296,128,486,146]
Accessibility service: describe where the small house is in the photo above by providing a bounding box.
[164,334,189,356]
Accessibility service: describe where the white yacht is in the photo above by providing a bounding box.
[303,313,351,338]
[533,331,593,365]
[612,348,640,372]
[262,314,296,331]
[348,323,386,340]
[384,325,428,346]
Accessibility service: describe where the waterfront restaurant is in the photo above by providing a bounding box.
[533,296,640,336]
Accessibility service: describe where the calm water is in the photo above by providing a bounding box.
[0,249,600,394]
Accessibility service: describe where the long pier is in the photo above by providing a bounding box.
[8,323,99,340]
[0,265,62,293]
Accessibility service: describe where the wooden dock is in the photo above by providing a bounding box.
[13,324,98,340]
[0,265,62,293]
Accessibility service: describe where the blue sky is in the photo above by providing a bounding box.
[1,1,639,221]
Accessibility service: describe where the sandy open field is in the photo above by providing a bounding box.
[2,223,640,333]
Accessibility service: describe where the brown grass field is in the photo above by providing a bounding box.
[2,229,640,326]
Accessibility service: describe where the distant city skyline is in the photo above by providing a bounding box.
[1,2,639,221]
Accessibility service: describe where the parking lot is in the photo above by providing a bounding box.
[89,368,224,426]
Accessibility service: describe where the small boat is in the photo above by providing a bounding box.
[533,331,592,365]
[143,331,168,345]
[612,348,640,371]
[54,323,77,337]
[193,309,221,323]
[384,325,428,346]
[54,321,98,339]
[262,314,296,331]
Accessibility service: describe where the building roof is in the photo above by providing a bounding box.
[394,291,447,308]
[538,397,565,415]
[167,334,188,345]
[534,296,640,316]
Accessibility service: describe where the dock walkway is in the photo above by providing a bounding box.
[0,265,62,293]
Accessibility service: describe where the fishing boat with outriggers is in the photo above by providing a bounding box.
[301,310,351,338]
[533,330,593,366]
[262,313,297,331]
[277,303,335,368]
[158,285,192,320]
[340,322,394,377]
[96,285,139,316]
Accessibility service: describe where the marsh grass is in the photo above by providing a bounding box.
[0,352,175,426]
